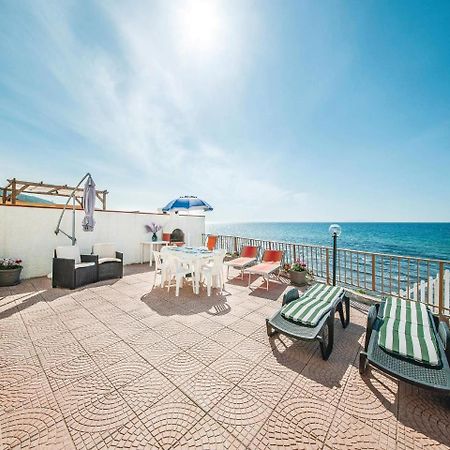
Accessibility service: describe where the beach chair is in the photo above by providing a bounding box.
[245,249,283,290]
[359,297,450,394]
[224,245,259,279]
[266,284,350,360]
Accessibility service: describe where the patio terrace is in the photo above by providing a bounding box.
[0,265,449,449]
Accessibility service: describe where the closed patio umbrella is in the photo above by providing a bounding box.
[82,175,96,231]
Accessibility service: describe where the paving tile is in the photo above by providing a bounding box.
[327,408,398,449]
[158,351,207,385]
[78,330,122,354]
[44,354,100,391]
[179,366,234,412]
[0,356,43,389]
[0,371,60,413]
[106,415,161,449]
[240,365,293,408]
[210,351,256,384]
[232,337,271,362]
[210,327,245,349]
[100,354,153,389]
[227,318,263,337]
[0,408,74,449]
[64,390,137,449]
[137,339,182,366]
[168,328,204,350]
[396,383,450,449]
[139,389,206,450]
[208,385,273,447]
[37,341,88,370]
[172,415,244,449]
[186,338,229,366]
[118,368,176,416]
[90,340,137,369]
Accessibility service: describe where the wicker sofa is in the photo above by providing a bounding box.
[52,245,98,289]
[92,243,123,281]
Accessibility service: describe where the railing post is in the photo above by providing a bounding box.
[439,262,444,316]
[234,236,237,255]
[326,248,330,285]
[372,254,376,291]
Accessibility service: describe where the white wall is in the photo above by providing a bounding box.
[0,205,205,279]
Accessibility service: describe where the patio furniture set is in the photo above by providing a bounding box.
[50,235,450,395]
[52,243,123,289]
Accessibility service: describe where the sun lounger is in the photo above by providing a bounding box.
[224,245,259,279]
[245,250,283,290]
[359,297,450,393]
[266,284,350,360]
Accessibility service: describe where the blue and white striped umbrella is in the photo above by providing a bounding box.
[162,195,213,213]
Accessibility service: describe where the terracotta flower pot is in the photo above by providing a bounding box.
[289,269,306,286]
[0,267,22,287]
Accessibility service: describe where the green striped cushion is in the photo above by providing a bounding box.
[378,297,440,366]
[281,284,344,326]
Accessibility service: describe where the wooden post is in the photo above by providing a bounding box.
[439,262,444,317]
[11,178,17,205]
[1,186,6,204]
[372,254,376,291]
[326,248,330,285]
[234,236,237,255]
[102,191,107,210]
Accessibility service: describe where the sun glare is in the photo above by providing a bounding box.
[176,0,223,54]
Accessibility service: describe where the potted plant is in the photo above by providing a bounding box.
[0,258,23,287]
[284,260,308,286]
[145,222,162,242]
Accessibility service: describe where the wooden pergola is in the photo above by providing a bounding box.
[1,178,108,210]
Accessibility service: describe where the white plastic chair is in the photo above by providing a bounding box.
[153,250,168,288]
[166,256,194,297]
[200,249,226,296]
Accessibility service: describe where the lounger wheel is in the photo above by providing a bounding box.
[319,314,334,360]
[359,352,368,374]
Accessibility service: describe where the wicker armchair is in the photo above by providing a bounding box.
[52,245,98,289]
[92,243,123,281]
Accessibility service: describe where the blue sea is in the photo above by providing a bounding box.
[206,222,450,261]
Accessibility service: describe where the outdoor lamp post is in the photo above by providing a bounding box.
[328,224,342,286]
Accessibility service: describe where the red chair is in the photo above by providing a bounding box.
[224,245,259,279]
[205,235,217,251]
[245,249,284,290]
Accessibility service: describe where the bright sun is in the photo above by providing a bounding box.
[176,0,222,54]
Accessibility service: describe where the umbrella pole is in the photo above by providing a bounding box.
[55,172,91,244]
[72,195,76,246]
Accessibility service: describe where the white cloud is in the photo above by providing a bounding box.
[5,0,306,220]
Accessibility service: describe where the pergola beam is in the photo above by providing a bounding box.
[1,177,108,209]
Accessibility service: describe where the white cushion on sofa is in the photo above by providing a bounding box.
[56,245,81,264]
[98,257,121,264]
[93,243,116,259]
[75,262,95,269]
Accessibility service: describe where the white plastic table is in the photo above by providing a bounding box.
[140,241,170,265]
[165,247,215,294]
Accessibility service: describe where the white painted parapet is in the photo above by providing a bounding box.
[0,205,205,279]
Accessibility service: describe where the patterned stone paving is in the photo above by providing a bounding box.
[1,264,450,449]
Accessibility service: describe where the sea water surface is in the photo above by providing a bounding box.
[206,222,450,261]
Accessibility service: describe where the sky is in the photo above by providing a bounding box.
[1,0,449,222]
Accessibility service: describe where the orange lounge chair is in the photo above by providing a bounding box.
[245,250,284,290]
[224,245,259,279]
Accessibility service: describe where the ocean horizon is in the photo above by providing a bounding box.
[206,222,450,261]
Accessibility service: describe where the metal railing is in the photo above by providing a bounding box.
[206,234,450,317]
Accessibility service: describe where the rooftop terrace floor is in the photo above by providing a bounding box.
[0,265,449,449]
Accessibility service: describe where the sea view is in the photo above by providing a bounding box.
[207,222,450,261]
